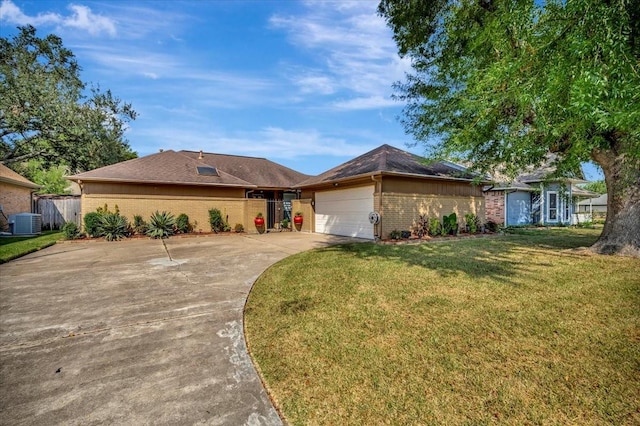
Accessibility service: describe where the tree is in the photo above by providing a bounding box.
[23,159,71,195]
[580,180,607,195]
[379,0,640,256]
[0,25,137,174]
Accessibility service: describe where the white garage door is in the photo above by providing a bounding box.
[315,185,375,239]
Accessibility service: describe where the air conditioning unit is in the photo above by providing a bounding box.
[8,213,42,235]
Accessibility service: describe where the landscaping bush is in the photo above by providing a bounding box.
[62,222,82,240]
[442,213,458,235]
[146,211,175,239]
[83,212,103,238]
[485,220,499,232]
[132,214,147,235]
[175,213,191,234]
[413,214,429,238]
[428,217,441,236]
[208,208,228,233]
[464,213,479,233]
[235,223,244,233]
[97,213,129,241]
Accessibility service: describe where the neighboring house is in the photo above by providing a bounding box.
[296,144,485,240]
[484,158,597,226]
[577,193,607,217]
[67,150,310,232]
[0,164,40,231]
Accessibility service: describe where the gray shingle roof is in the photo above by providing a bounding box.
[179,150,310,189]
[68,150,256,188]
[297,144,477,186]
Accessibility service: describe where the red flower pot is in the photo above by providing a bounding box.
[293,215,303,225]
[254,217,265,227]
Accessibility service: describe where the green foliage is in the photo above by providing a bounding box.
[234,223,244,233]
[20,160,70,194]
[132,214,147,235]
[208,208,227,233]
[428,217,441,236]
[464,213,478,234]
[146,211,175,239]
[175,213,191,234]
[442,213,458,236]
[389,229,402,240]
[83,212,102,238]
[0,25,137,171]
[97,213,129,241]
[281,218,290,229]
[379,0,640,173]
[580,180,607,195]
[61,222,81,240]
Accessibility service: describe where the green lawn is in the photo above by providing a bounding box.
[0,231,63,263]
[245,228,640,425]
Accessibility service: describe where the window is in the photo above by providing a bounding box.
[547,191,558,222]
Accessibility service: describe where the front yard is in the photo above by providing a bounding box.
[0,231,62,263]
[245,228,639,425]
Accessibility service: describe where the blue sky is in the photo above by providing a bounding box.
[0,0,602,180]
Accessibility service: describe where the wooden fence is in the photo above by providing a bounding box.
[35,195,81,230]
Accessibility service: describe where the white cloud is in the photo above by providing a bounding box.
[269,0,410,110]
[0,0,116,36]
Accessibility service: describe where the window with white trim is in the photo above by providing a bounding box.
[547,191,558,222]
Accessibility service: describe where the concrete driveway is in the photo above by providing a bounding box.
[0,233,360,425]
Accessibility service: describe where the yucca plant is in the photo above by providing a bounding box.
[146,211,176,239]
[132,214,147,235]
[98,213,129,241]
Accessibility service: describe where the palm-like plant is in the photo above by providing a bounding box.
[98,213,129,241]
[146,211,176,239]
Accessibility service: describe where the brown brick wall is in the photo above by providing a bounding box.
[380,192,485,239]
[81,194,267,234]
[0,182,33,218]
[291,199,313,233]
[484,191,505,224]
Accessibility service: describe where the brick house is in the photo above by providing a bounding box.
[67,150,310,233]
[296,144,485,240]
[0,164,40,231]
[483,158,597,226]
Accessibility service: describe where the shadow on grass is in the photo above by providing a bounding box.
[321,229,601,285]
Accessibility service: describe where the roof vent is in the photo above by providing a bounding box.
[196,166,219,176]
[198,150,204,160]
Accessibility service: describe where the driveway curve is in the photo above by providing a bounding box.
[0,233,360,425]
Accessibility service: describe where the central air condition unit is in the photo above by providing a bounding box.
[8,213,42,235]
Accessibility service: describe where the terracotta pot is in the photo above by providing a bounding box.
[254,217,265,227]
[293,215,303,225]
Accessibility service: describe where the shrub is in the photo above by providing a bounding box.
[464,213,478,233]
[442,213,458,235]
[83,212,103,238]
[281,218,290,229]
[132,214,147,235]
[401,230,411,239]
[98,213,129,241]
[413,214,429,238]
[485,220,499,232]
[175,213,191,234]
[428,217,441,236]
[389,229,402,240]
[234,223,244,233]
[209,208,227,233]
[62,222,82,240]
[147,211,176,239]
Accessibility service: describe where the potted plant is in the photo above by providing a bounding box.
[254,212,265,227]
[293,212,303,225]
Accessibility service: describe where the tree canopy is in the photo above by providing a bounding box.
[0,25,137,177]
[379,0,640,256]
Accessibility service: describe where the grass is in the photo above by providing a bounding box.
[0,231,63,263]
[245,228,640,425]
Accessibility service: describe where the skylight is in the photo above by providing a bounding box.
[197,166,219,176]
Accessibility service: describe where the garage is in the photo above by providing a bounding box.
[315,185,374,239]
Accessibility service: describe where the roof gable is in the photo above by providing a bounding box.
[0,164,40,189]
[298,144,477,186]
[68,150,255,188]
[179,150,310,188]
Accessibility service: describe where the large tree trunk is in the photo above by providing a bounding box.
[590,145,640,257]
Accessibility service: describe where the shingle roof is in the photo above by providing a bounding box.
[297,144,477,187]
[0,164,40,189]
[68,150,256,188]
[180,150,310,189]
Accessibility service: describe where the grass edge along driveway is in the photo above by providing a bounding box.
[0,231,62,263]
[245,228,640,425]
